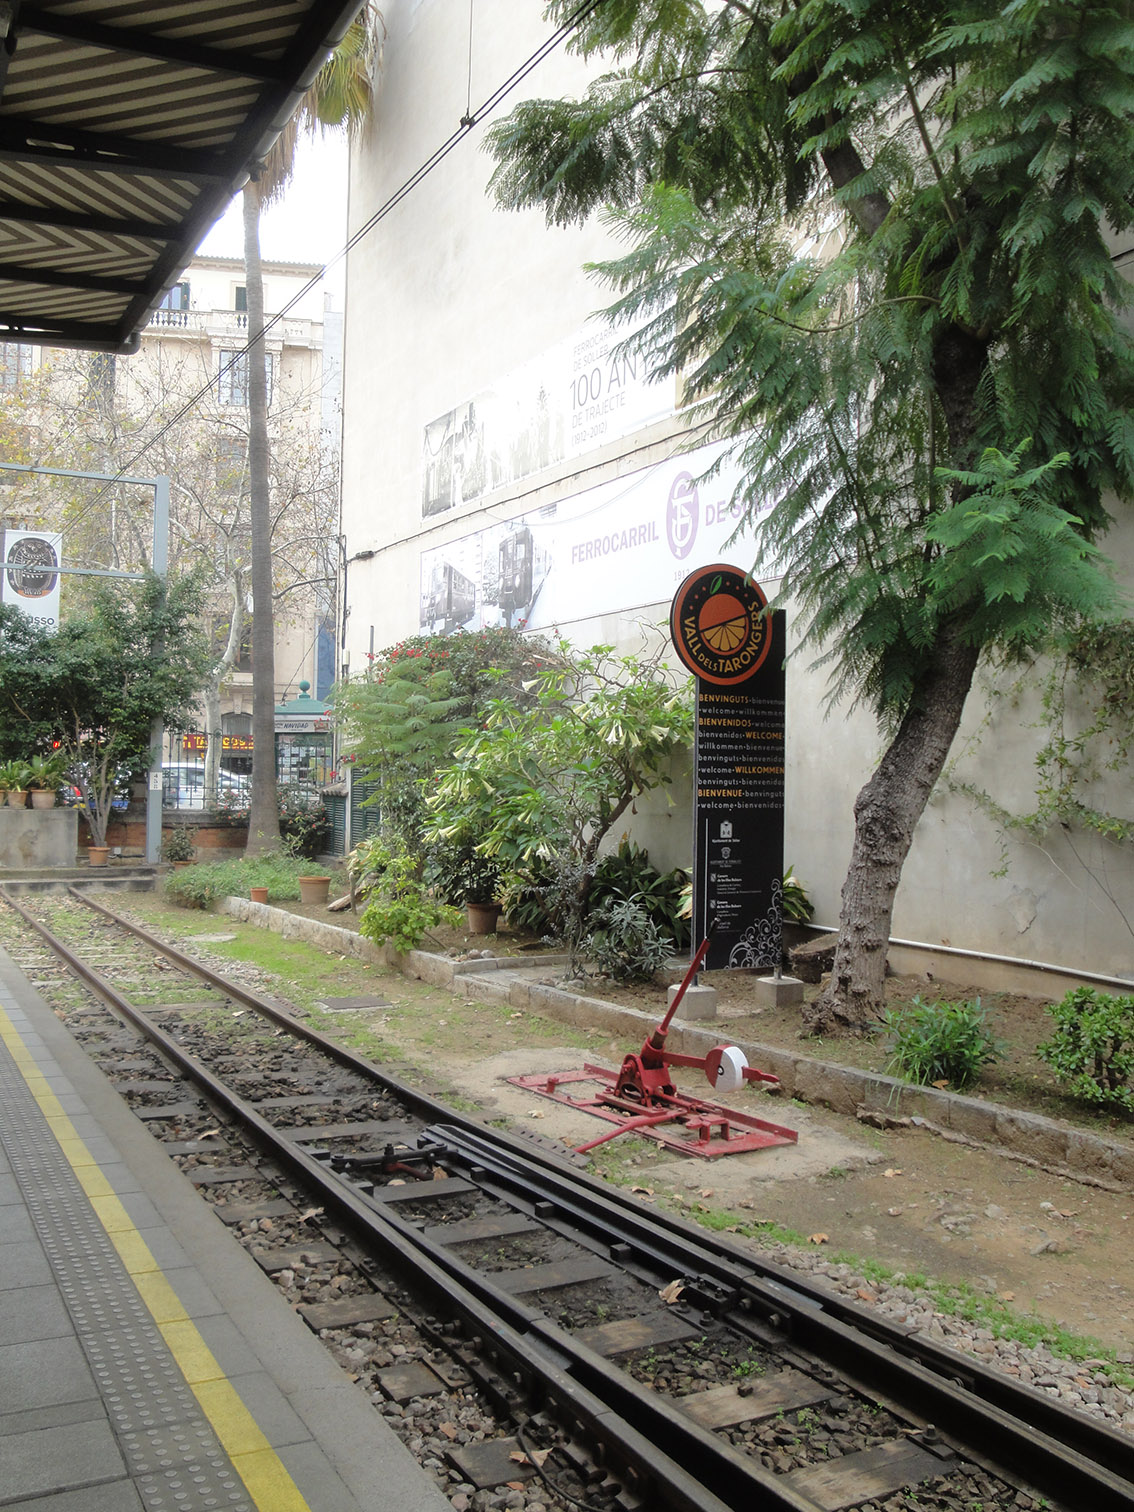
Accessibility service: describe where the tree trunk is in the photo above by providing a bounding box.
[205,579,244,809]
[806,316,990,1033]
[242,182,281,853]
[805,623,980,1034]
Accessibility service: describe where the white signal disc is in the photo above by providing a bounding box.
[708,1044,748,1093]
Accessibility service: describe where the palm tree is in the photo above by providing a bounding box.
[243,7,383,853]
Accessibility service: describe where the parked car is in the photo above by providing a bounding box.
[59,768,131,812]
[162,764,250,811]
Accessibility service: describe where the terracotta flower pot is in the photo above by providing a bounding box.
[88,845,110,866]
[29,789,56,809]
[250,886,269,904]
[6,789,27,808]
[466,901,502,934]
[298,876,330,905]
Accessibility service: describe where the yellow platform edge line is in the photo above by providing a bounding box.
[0,1006,314,1512]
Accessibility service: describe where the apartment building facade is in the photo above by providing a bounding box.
[2,254,343,768]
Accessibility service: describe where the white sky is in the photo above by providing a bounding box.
[195,132,350,292]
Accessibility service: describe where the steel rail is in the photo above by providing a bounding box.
[422,1123,1134,1512]
[4,888,745,1512]
[15,888,1134,1510]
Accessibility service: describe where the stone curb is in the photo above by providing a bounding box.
[219,898,1134,1193]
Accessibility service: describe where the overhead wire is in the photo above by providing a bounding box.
[74,0,607,522]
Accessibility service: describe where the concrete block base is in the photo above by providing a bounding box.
[0,807,78,868]
[754,974,805,1009]
[668,982,718,1020]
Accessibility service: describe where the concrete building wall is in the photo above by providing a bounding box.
[339,0,1134,982]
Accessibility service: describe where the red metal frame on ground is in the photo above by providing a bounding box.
[507,1064,798,1159]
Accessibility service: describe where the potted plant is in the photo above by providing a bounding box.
[0,759,32,808]
[428,840,504,934]
[298,874,331,905]
[26,752,67,809]
[161,827,196,865]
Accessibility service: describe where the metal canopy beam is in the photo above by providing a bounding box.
[0,200,178,241]
[0,118,230,182]
[0,261,144,295]
[16,7,288,83]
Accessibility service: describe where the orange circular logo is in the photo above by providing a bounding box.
[670,565,771,684]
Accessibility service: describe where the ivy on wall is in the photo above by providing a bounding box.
[945,621,1134,938]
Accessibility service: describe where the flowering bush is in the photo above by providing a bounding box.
[278,788,331,860]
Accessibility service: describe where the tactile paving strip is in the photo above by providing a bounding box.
[0,1030,254,1511]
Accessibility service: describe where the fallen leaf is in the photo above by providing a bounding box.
[808,1233,829,1245]
[506,1481,528,1490]
[931,1079,950,1089]
[431,1167,448,1180]
[659,1279,685,1304]
[700,1188,714,1198]
[298,1207,324,1222]
[856,1288,877,1302]
[199,1128,220,1139]
[527,1109,546,1118]
[883,1168,903,1178]
[998,1291,1015,1301]
[510,1448,551,1467]
[438,1423,458,1440]
[631,1185,654,1196]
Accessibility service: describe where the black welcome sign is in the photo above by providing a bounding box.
[671,565,785,973]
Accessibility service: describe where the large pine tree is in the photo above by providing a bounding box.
[488,0,1134,1030]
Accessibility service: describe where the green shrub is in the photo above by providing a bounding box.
[160,827,196,862]
[589,840,690,952]
[350,841,460,953]
[359,892,461,955]
[1037,987,1134,1113]
[163,854,305,908]
[782,866,815,923]
[425,838,503,906]
[581,896,675,983]
[883,995,1003,1090]
[278,788,331,859]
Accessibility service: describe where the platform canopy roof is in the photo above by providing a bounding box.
[0,0,364,354]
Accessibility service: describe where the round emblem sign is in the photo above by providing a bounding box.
[669,563,772,685]
[5,534,59,599]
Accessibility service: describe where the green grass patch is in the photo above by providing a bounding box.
[161,854,318,909]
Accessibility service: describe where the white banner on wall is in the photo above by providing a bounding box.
[421,316,675,519]
[419,440,769,634]
[1,529,62,629]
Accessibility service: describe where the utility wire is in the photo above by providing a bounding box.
[76,0,606,519]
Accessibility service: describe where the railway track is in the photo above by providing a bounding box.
[3,883,1132,1512]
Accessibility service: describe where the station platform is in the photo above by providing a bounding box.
[0,865,158,893]
[0,940,451,1512]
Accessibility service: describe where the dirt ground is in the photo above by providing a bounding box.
[208,893,1134,1355]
